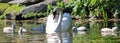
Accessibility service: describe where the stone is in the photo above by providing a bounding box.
[0,0,12,3]
[63,0,69,4]
[6,14,16,20]
[20,0,57,16]
[8,0,44,5]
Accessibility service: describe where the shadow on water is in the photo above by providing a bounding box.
[0,20,120,43]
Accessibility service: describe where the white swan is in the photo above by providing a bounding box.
[18,27,27,33]
[72,26,86,36]
[46,7,72,34]
[77,26,86,31]
[18,27,27,39]
[3,23,15,33]
[72,26,86,32]
[72,27,77,33]
[101,27,118,36]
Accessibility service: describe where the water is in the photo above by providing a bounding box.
[0,20,120,43]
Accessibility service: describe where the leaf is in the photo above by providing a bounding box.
[90,0,97,6]
[69,0,74,3]
[4,5,25,15]
[73,5,78,14]
[47,4,51,10]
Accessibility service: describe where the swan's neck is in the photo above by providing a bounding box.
[57,14,63,25]
[19,27,23,35]
[11,24,15,33]
[11,24,15,29]
[112,27,117,31]
[56,13,63,43]
[54,14,59,22]
[54,13,63,32]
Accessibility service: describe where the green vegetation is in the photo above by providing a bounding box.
[73,20,120,43]
[73,35,119,43]
[0,3,25,19]
[0,3,10,14]
[47,0,120,20]
[23,12,47,19]
[0,0,120,20]
[23,12,37,18]
[4,5,25,15]
[3,4,25,19]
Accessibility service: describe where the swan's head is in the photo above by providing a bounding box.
[112,27,118,31]
[11,23,15,28]
[72,27,77,32]
[72,27,77,30]
[53,7,63,19]
[20,27,23,29]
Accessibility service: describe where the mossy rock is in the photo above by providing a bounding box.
[4,4,25,15]
[0,3,10,14]
[2,4,25,19]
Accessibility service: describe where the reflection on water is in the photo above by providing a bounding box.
[101,27,118,36]
[46,31,72,43]
[27,34,45,43]
[72,26,87,37]
[0,20,120,43]
[18,31,26,39]
[4,33,15,38]
[32,23,45,33]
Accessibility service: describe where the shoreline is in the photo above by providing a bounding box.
[0,18,120,22]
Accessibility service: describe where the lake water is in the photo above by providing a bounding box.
[0,20,120,43]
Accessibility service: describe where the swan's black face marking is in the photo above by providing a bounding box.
[53,11,56,19]
[53,8,63,19]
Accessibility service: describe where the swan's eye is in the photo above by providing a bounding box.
[53,11,56,19]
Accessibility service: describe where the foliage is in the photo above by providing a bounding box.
[0,0,120,20]
[23,12,37,18]
[4,4,25,15]
[0,3,10,14]
[23,12,47,19]
[47,0,120,20]
[0,4,25,19]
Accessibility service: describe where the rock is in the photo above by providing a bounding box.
[21,4,47,16]
[63,0,69,4]
[20,0,57,16]
[8,0,44,5]
[8,0,26,4]
[0,0,12,3]
[6,14,16,20]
